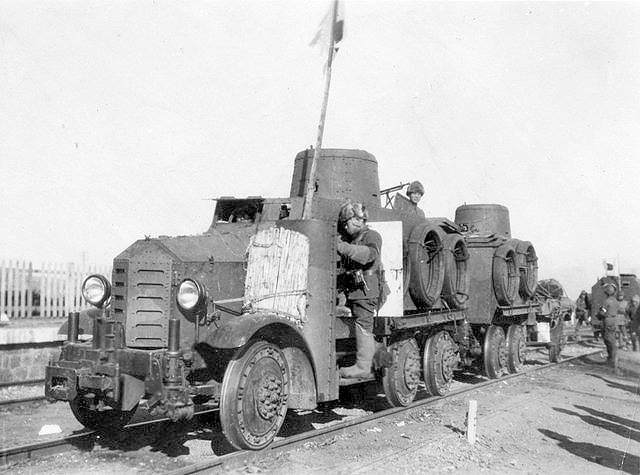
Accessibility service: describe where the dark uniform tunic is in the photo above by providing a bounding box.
[575,294,589,325]
[338,226,382,332]
[599,296,620,362]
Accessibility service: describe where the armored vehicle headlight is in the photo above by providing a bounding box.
[82,274,111,308]
[177,279,206,313]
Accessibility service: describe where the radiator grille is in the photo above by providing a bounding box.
[113,260,172,348]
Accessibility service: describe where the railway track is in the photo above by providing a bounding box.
[0,348,602,473]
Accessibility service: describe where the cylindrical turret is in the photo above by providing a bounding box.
[454,204,511,237]
[289,149,380,212]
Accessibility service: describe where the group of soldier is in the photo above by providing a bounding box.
[336,180,640,377]
[578,284,640,367]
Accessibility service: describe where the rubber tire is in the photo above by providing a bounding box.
[407,224,445,308]
[69,395,138,432]
[382,338,421,407]
[492,241,520,306]
[423,331,458,396]
[515,240,538,299]
[219,340,289,450]
[483,325,507,379]
[441,234,470,309]
[506,324,526,373]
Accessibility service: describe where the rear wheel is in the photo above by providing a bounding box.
[382,338,421,407]
[506,324,526,373]
[69,393,138,432]
[219,340,289,450]
[423,331,457,396]
[483,325,507,379]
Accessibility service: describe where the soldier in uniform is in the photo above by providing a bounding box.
[574,290,590,340]
[336,200,382,379]
[616,290,629,349]
[627,294,640,351]
[597,283,620,365]
[406,181,426,219]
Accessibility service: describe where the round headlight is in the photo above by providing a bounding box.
[177,279,205,312]
[82,274,111,308]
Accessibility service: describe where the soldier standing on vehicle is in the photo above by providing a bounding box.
[598,283,621,366]
[336,200,382,379]
[574,290,590,341]
[406,181,426,219]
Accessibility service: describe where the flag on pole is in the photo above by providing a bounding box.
[309,0,345,70]
[302,0,345,219]
[602,258,619,276]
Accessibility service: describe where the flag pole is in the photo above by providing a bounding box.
[302,0,339,219]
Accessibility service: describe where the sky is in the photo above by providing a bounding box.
[1,1,639,299]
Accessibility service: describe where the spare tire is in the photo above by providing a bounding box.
[441,234,470,309]
[515,240,538,299]
[493,240,520,306]
[408,223,445,308]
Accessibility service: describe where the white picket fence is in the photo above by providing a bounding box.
[0,260,112,319]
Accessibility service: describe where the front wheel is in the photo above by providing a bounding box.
[69,393,138,432]
[219,340,290,450]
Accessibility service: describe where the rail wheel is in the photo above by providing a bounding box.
[382,338,421,407]
[219,340,289,450]
[506,324,526,373]
[483,325,507,379]
[549,317,564,363]
[423,331,457,396]
[69,393,138,432]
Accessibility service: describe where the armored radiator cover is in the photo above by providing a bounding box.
[112,259,172,348]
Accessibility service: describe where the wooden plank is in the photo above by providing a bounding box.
[20,260,28,318]
[40,262,46,318]
[45,261,52,318]
[55,262,63,317]
[26,262,33,318]
[466,399,478,444]
[0,260,6,317]
[7,260,15,318]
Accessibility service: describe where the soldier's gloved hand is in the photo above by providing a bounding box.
[336,241,350,255]
[336,241,371,264]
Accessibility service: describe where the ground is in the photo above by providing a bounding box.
[1,338,638,474]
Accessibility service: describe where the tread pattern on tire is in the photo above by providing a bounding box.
[408,224,445,308]
[492,240,520,306]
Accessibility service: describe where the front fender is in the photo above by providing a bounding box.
[205,313,302,349]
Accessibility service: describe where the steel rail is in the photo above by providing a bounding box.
[0,343,601,470]
[0,395,46,407]
[164,349,604,475]
[0,407,220,468]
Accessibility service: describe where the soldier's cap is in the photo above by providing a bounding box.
[338,200,368,223]
[603,283,616,295]
[406,180,425,196]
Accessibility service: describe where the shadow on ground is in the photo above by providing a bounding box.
[539,428,639,474]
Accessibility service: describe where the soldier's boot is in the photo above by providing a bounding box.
[340,323,375,379]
